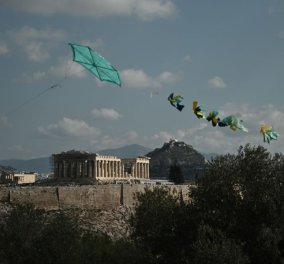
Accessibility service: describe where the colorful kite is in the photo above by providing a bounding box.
[218,115,248,132]
[260,124,279,144]
[168,93,185,111]
[206,110,220,127]
[192,101,206,119]
[69,43,121,86]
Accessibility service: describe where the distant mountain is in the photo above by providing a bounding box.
[0,144,153,173]
[97,144,152,158]
[146,139,206,180]
[0,157,52,174]
[0,165,16,173]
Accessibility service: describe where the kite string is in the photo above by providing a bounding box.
[6,84,60,117]
[5,44,74,117]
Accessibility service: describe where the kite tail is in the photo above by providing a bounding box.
[177,104,185,111]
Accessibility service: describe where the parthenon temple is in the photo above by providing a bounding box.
[52,150,150,182]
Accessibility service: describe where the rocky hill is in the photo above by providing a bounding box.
[146,139,206,181]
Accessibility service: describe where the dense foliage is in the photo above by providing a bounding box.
[131,144,284,264]
[168,164,184,184]
[0,204,147,264]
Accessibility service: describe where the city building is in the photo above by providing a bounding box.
[52,150,150,182]
[0,171,37,185]
[13,172,37,185]
[0,171,14,184]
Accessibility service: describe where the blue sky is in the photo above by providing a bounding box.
[0,0,284,159]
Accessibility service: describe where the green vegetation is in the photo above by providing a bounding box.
[0,204,147,264]
[131,144,284,264]
[168,164,184,184]
[0,144,283,263]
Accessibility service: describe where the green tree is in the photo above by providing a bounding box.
[191,144,284,264]
[168,164,184,184]
[131,145,284,264]
[192,225,249,264]
[0,204,150,264]
[34,212,82,264]
[0,204,45,264]
[79,233,149,264]
[131,186,194,264]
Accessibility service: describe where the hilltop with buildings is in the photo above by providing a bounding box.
[146,139,206,181]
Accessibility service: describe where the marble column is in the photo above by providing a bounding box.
[107,161,110,178]
[118,161,121,177]
[134,163,137,178]
[120,161,123,177]
[138,163,142,178]
[92,160,96,178]
[87,160,92,178]
[99,160,102,178]
[63,161,67,178]
[111,161,114,178]
[96,161,100,178]
[100,161,103,177]
[104,161,107,178]
[114,161,117,177]
[70,161,74,178]
[100,160,103,177]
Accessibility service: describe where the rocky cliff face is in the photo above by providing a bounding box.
[146,139,205,180]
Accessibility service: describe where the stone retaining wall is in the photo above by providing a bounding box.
[0,184,191,210]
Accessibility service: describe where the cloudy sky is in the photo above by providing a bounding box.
[0,0,284,159]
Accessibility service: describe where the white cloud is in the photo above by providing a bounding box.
[134,0,177,21]
[23,41,50,62]
[7,145,33,159]
[208,76,227,89]
[215,103,284,153]
[38,117,101,139]
[121,68,179,90]
[79,38,106,53]
[121,69,160,89]
[0,114,11,128]
[90,129,139,150]
[8,26,66,44]
[6,26,66,62]
[48,59,87,79]
[2,0,177,21]
[220,103,284,129]
[18,58,86,83]
[268,4,283,16]
[183,54,192,63]
[150,123,208,145]
[158,71,179,83]
[91,108,123,120]
[128,130,139,140]
[151,131,174,142]
[279,31,284,39]
[19,71,47,83]
[0,41,9,55]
